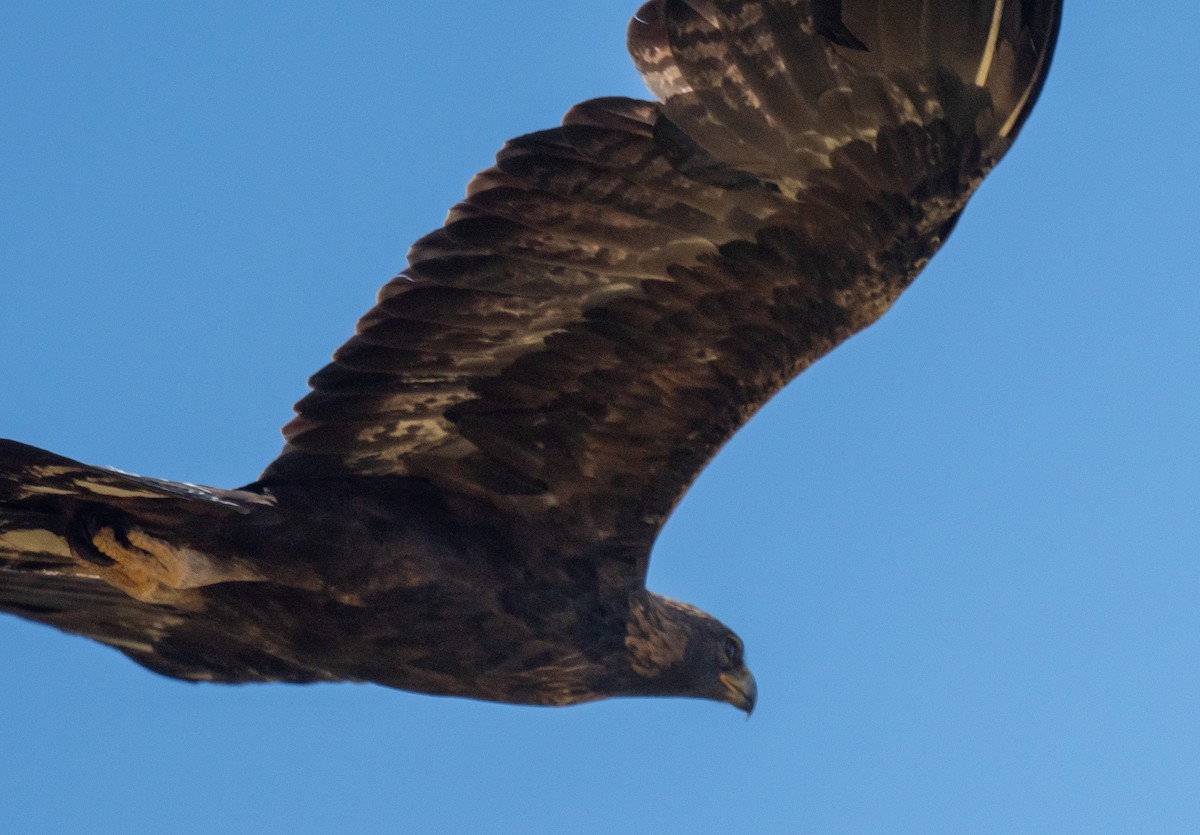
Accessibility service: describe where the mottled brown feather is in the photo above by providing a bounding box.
[264,0,1061,573]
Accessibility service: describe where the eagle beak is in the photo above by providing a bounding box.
[719,666,757,716]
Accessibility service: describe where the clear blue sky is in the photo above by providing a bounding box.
[1,3,1198,832]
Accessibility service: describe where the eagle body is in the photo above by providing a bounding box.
[1,442,732,707]
[0,0,1062,712]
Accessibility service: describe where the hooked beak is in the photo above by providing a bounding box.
[719,666,757,716]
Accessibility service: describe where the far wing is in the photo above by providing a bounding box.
[261,0,1062,569]
[0,440,305,683]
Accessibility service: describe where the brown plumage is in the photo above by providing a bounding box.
[0,0,1061,712]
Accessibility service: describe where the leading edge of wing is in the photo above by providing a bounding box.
[260,0,1063,566]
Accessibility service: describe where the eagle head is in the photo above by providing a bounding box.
[624,591,756,714]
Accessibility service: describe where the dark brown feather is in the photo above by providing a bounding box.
[263,0,1062,574]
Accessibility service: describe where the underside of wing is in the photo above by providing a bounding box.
[261,0,1062,566]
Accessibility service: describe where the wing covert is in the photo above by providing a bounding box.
[262,0,1062,566]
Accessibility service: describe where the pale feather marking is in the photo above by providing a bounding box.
[0,528,71,557]
[975,0,1007,87]
[1000,25,1055,138]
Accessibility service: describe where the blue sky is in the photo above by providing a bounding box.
[2,2,1198,832]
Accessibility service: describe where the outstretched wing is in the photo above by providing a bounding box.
[262,0,1062,569]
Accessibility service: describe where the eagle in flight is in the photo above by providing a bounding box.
[0,0,1061,713]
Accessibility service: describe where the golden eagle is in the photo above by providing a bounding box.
[0,0,1061,712]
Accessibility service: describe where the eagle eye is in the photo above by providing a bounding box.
[722,635,742,667]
